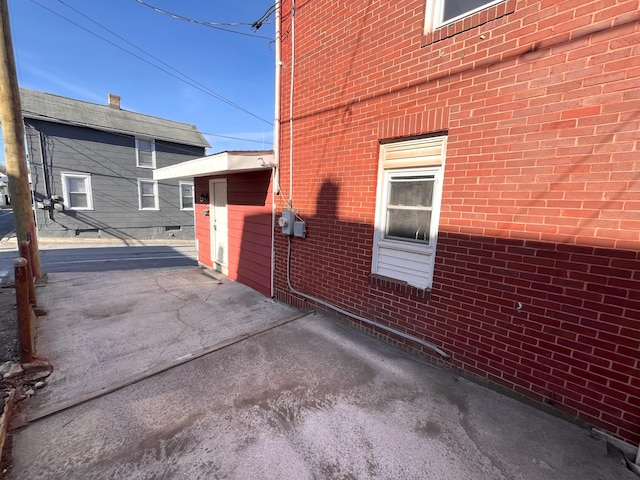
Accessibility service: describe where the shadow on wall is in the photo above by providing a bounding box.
[272,178,640,444]
[230,171,273,297]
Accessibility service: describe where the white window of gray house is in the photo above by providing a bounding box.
[426,0,502,29]
[179,181,194,210]
[136,138,156,168]
[372,136,447,289]
[61,172,93,210]
[138,179,158,210]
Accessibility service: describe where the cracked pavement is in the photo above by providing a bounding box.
[7,266,635,479]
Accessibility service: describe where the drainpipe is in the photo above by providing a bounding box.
[273,0,281,194]
[38,131,53,220]
[270,0,282,298]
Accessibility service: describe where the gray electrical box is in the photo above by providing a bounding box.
[278,209,295,235]
[293,221,306,238]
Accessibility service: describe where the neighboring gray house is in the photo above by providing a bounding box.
[21,88,209,240]
[0,172,8,207]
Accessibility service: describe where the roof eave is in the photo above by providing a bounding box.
[153,151,275,180]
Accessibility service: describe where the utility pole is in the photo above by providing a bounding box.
[0,0,41,277]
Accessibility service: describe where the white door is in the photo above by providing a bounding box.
[209,179,228,275]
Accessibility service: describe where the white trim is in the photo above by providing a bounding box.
[209,178,229,275]
[137,179,159,210]
[179,181,194,211]
[61,171,93,210]
[372,136,447,289]
[426,0,503,32]
[153,151,274,180]
[136,137,156,169]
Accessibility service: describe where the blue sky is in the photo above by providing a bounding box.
[1,0,277,164]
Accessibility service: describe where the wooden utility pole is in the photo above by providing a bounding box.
[0,0,41,277]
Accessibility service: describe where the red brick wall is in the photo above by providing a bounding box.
[275,0,640,443]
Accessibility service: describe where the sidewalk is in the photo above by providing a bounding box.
[6,266,636,479]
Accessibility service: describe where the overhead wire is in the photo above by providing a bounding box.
[54,0,272,127]
[29,0,273,126]
[22,109,272,151]
[251,3,278,31]
[134,0,274,40]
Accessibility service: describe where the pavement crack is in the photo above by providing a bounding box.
[152,274,182,301]
[175,303,206,349]
[458,411,510,480]
[156,304,205,360]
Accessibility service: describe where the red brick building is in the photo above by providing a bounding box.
[274,0,640,444]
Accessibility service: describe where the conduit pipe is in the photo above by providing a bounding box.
[270,0,282,298]
[286,237,450,358]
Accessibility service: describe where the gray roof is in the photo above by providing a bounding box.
[19,88,210,148]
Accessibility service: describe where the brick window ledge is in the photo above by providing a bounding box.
[422,0,516,46]
[369,274,432,300]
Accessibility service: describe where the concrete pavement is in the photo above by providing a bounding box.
[7,266,636,479]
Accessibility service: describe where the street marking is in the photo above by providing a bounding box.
[43,255,194,265]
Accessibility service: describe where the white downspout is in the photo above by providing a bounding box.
[288,0,295,206]
[270,0,282,298]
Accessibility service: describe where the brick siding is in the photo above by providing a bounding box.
[275,0,640,443]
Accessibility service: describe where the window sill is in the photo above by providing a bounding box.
[369,274,432,300]
[422,0,516,46]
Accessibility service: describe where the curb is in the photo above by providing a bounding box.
[0,389,15,460]
[0,359,53,468]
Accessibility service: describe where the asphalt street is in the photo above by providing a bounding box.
[0,240,198,283]
[0,210,14,241]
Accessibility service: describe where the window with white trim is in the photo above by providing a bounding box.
[136,138,156,168]
[179,181,194,210]
[138,179,159,210]
[426,0,502,30]
[372,136,446,289]
[61,172,93,210]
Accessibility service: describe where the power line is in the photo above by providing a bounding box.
[29,0,273,126]
[252,3,278,31]
[203,132,272,144]
[21,109,272,148]
[54,0,271,126]
[134,0,274,40]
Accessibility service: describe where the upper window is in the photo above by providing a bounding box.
[425,0,503,33]
[61,172,93,210]
[179,181,194,210]
[138,179,159,210]
[136,138,156,169]
[372,136,447,289]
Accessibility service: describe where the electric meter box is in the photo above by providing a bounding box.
[278,209,295,235]
[293,221,306,238]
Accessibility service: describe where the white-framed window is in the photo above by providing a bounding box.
[426,0,502,30]
[137,179,159,210]
[179,181,194,210]
[61,172,93,210]
[372,136,447,289]
[136,138,156,168]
